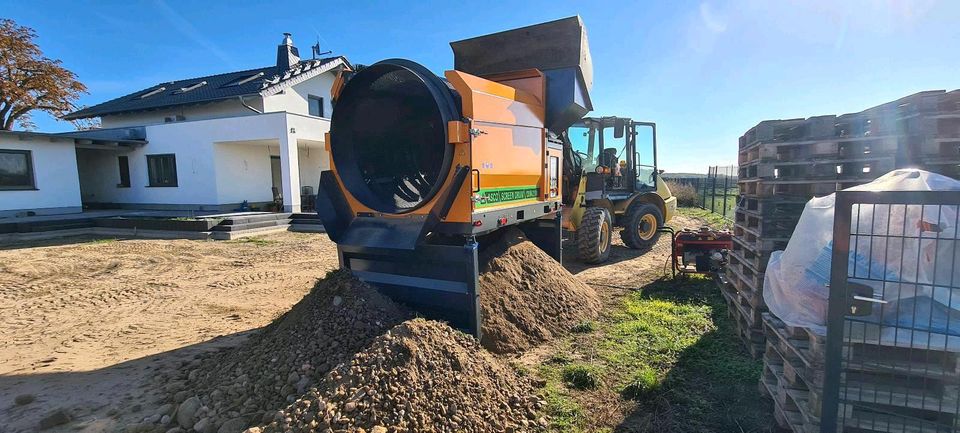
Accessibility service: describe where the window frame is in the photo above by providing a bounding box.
[0,149,36,191]
[146,153,178,187]
[308,95,325,118]
[117,155,131,188]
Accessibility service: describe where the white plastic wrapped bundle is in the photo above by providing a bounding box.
[763,169,960,343]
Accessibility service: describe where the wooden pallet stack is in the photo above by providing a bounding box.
[759,312,960,433]
[729,89,960,432]
[724,89,960,360]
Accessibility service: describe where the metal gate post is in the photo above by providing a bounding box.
[819,191,854,433]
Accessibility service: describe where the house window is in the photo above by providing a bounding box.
[308,95,324,117]
[118,156,131,188]
[0,149,35,190]
[147,154,178,187]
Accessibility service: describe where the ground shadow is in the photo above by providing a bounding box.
[0,235,121,250]
[0,329,253,433]
[613,277,776,433]
[561,234,664,276]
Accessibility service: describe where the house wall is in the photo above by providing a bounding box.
[214,143,275,204]
[0,137,82,216]
[100,98,264,129]
[262,73,336,118]
[79,112,330,210]
[77,127,220,208]
[297,145,329,192]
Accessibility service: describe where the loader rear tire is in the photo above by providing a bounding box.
[621,203,663,250]
[577,207,612,264]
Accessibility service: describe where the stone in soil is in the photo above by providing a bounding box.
[37,408,71,430]
[159,270,410,433]
[261,319,545,433]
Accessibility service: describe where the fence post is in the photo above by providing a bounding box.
[721,165,730,218]
[701,168,708,209]
[710,166,718,214]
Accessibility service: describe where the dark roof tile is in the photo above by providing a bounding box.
[64,57,348,120]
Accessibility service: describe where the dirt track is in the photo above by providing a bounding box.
[0,214,704,432]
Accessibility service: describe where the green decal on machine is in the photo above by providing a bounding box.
[475,186,540,208]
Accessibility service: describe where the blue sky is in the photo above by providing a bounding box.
[4,0,958,173]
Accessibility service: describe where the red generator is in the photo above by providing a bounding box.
[661,227,733,277]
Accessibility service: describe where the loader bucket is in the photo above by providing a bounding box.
[450,16,593,132]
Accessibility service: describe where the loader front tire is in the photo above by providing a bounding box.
[621,203,663,250]
[577,207,612,264]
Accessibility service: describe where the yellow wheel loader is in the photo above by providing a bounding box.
[561,117,677,263]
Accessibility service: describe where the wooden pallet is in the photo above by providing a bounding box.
[727,248,765,289]
[737,178,872,199]
[721,283,765,358]
[763,313,960,376]
[738,134,901,164]
[762,345,821,433]
[737,193,810,219]
[731,235,780,272]
[761,313,960,432]
[726,265,765,309]
[739,156,895,183]
[735,210,802,239]
[762,337,960,433]
[736,196,808,219]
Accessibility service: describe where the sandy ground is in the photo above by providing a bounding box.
[0,214,706,433]
[0,232,338,432]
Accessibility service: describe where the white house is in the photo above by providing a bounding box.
[0,34,349,218]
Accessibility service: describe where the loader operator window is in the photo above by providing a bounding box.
[568,125,598,173]
[600,126,629,190]
[635,126,657,191]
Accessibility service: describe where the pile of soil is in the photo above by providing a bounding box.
[146,228,593,431]
[261,319,546,433]
[158,271,411,432]
[479,228,601,353]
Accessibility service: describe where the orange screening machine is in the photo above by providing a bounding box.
[316,17,593,337]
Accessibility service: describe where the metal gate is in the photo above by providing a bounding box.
[821,190,960,432]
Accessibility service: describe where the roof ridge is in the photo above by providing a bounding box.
[155,57,344,87]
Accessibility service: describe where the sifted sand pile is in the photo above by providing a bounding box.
[478,227,601,354]
[261,319,546,433]
[159,271,411,432]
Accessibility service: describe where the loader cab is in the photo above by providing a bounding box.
[565,117,660,199]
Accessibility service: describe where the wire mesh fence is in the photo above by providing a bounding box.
[665,165,738,220]
[821,190,960,433]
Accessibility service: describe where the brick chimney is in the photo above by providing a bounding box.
[277,33,300,71]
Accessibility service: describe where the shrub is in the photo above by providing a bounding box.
[561,363,601,390]
[666,180,700,207]
[621,366,662,400]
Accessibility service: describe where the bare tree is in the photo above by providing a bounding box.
[0,18,87,130]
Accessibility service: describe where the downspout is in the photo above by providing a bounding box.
[238,95,262,114]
